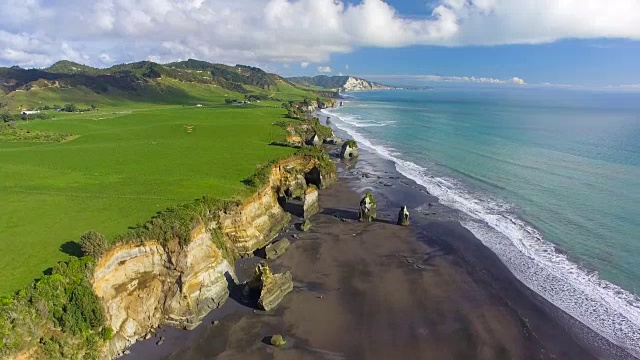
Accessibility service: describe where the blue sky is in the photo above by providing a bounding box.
[1,0,640,87]
[285,39,640,86]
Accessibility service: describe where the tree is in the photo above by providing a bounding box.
[79,231,108,259]
[63,103,77,113]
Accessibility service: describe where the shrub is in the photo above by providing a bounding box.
[79,231,108,259]
[63,103,78,112]
[101,326,114,341]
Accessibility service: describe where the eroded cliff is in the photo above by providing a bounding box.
[91,155,334,358]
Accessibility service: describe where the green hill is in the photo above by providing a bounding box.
[0,59,323,111]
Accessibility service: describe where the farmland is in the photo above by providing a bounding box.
[0,104,296,294]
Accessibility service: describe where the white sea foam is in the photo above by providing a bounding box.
[322,108,640,358]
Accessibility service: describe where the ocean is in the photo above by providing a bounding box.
[321,86,640,357]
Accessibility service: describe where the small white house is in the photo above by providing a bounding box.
[22,110,40,115]
[196,104,203,107]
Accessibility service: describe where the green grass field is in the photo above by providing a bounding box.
[0,104,296,295]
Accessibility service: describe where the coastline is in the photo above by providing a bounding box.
[123,143,632,359]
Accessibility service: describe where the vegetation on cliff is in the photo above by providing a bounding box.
[0,59,338,359]
[0,257,107,359]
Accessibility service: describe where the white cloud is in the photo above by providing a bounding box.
[367,74,527,85]
[345,64,350,71]
[318,66,332,73]
[1,0,640,68]
[300,62,310,68]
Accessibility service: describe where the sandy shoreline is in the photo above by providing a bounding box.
[123,145,635,359]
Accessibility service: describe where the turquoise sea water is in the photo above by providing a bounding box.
[322,87,640,356]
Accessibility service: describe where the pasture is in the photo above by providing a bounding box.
[0,104,294,294]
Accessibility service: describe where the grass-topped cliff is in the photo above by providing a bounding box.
[0,58,338,359]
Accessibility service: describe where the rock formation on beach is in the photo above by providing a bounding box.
[359,192,377,222]
[303,186,319,218]
[340,140,359,159]
[306,133,322,147]
[299,219,312,232]
[397,205,410,226]
[89,155,335,358]
[248,262,293,312]
[265,238,290,260]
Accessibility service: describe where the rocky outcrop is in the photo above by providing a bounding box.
[397,206,410,226]
[92,155,335,358]
[341,140,359,159]
[265,238,290,260]
[341,76,391,92]
[306,133,321,147]
[358,192,377,222]
[93,225,234,358]
[303,186,319,219]
[248,262,293,312]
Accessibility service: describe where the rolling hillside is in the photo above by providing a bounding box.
[0,59,320,110]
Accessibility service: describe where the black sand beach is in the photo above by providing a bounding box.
[124,148,633,360]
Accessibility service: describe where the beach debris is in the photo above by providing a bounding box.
[156,337,165,346]
[247,262,294,311]
[303,186,319,218]
[340,140,359,159]
[123,350,131,355]
[292,234,300,240]
[211,320,219,326]
[358,192,377,222]
[397,205,410,226]
[299,219,312,232]
[265,238,291,260]
[270,334,287,348]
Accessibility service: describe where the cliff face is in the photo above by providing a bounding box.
[91,156,332,358]
[342,76,390,91]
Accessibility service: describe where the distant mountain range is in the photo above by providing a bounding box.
[287,75,392,92]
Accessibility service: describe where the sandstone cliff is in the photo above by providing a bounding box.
[91,155,334,358]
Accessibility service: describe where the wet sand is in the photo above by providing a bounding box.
[124,149,633,360]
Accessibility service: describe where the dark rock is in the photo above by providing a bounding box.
[397,205,410,226]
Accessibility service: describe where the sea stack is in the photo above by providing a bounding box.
[358,192,377,222]
[397,205,410,226]
[340,140,359,159]
[248,262,293,311]
[303,186,319,219]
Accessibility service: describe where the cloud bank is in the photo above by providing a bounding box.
[1,0,640,68]
[367,74,527,85]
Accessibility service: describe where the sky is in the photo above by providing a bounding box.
[1,0,640,87]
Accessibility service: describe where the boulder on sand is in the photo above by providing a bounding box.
[340,140,359,159]
[248,262,293,311]
[265,238,291,260]
[358,192,377,222]
[397,205,410,226]
[299,219,312,232]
